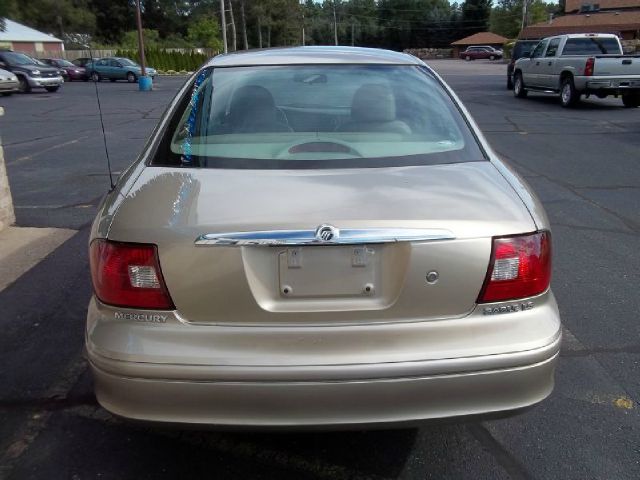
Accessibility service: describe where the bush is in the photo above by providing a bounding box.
[114,48,208,72]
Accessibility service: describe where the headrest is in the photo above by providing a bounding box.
[229,85,276,116]
[350,83,396,123]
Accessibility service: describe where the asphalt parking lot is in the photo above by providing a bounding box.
[0,61,639,480]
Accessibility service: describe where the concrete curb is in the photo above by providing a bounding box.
[0,106,16,232]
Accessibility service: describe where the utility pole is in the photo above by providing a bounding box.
[220,0,228,53]
[135,0,146,77]
[301,1,305,46]
[521,0,529,30]
[333,1,338,46]
[351,23,354,46]
[228,0,237,52]
[240,0,248,50]
[258,16,262,48]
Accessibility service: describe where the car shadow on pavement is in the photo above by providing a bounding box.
[518,93,626,110]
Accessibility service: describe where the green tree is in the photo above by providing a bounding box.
[188,16,223,50]
[90,0,134,44]
[9,0,95,37]
[461,0,491,35]
[490,0,555,38]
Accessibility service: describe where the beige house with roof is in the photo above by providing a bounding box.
[520,0,640,40]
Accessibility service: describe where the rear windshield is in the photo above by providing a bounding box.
[153,65,485,169]
[562,37,621,55]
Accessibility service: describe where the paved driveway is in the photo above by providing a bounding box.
[0,64,638,480]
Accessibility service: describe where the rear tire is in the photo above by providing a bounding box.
[1,92,12,96]
[465,55,471,61]
[490,55,496,60]
[126,72,137,83]
[507,75,514,90]
[622,93,640,108]
[560,76,580,108]
[45,86,59,92]
[17,76,31,93]
[513,72,527,98]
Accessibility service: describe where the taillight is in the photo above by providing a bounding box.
[477,232,551,303]
[89,239,174,309]
[584,57,595,76]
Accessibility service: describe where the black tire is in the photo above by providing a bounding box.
[126,72,137,83]
[622,94,640,108]
[465,55,471,61]
[1,92,12,96]
[90,71,100,82]
[45,86,59,93]
[560,76,580,108]
[490,55,496,60]
[507,75,514,90]
[513,72,527,98]
[110,78,117,82]
[83,77,89,82]
[17,76,31,93]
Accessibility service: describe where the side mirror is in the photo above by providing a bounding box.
[116,63,123,68]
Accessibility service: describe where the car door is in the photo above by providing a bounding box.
[522,40,548,87]
[539,37,561,89]
[109,59,125,79]
[95,59,109,77]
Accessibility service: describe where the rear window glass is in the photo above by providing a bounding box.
[154,65,485,169]
[562,37,621,55]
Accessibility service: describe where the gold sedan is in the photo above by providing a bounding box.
[86,47,561,428]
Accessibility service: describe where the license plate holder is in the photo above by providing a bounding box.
[279,246,378,298]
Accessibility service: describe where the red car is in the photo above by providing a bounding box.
[41,58,88,81]
[459,46,503,61]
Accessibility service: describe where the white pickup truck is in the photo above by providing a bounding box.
[512,33,640,108]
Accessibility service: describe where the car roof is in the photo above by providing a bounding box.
[207,46,423,67]
[562,33,618,38]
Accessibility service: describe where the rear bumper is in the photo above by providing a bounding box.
[90,351,558,428]
[575,76,640,94]
[86,290,562,427]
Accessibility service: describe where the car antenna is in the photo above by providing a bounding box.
[82,40,115,191]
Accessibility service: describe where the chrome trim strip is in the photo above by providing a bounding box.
[195,228,455,246]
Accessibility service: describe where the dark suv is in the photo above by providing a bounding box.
[0,50,63,93]
[507,40,539,89]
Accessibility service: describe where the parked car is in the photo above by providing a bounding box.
[87,46,561,428]
[0,50,63,93]
[484,46,504,56]
[513,33,640,107]
[459,46,503,61]
[507,40,539,89]
[72,57,92,68]
[0,67,19,96]
[41,58,87,81]
[85,57,157,83]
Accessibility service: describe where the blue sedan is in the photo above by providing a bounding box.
[86,57,157,83]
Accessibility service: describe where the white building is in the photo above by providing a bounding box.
[0,19,64,55]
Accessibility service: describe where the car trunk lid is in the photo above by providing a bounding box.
[107,161,536,324]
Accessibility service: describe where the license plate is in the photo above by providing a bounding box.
[279,246,378,298]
